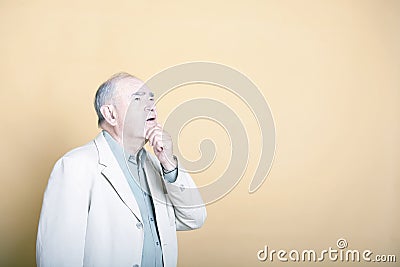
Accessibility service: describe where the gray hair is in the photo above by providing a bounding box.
[94,72,137,126]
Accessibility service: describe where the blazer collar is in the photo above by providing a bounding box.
[94,132,142,222]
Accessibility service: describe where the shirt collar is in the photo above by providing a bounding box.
[102,130,146,167]
[128,149,146,166]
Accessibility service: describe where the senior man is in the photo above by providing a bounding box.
[36,72,207,267]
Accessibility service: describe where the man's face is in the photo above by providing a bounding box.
[114,78,157,140]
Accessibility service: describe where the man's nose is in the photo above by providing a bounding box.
[144,104,156,112]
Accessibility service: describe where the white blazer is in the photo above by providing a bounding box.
[36,132,207,267]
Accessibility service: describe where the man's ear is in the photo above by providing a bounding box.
[100,105,118,126]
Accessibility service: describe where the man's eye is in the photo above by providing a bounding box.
[149,97,154,101]
[134,97,141,101]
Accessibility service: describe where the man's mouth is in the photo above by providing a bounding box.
[146,111,157,124]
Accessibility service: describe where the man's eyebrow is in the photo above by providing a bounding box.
[131,92,154,97]
[131,92,146,96]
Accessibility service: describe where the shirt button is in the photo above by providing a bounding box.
[156,241,160,246]
[136,222,143,229]
[150,217,154,222]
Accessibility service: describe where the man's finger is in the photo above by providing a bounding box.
[154,139,164,151]
[147,129,162,145]
[145,125,162,139]
[150,134,162,147]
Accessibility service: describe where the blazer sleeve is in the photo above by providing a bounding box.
[36,155,92,267]
[163,166,207,231]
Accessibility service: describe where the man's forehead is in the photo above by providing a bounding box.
[116,77,151,94]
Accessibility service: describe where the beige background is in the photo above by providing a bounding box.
[0,0,399,266]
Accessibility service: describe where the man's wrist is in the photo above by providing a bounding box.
[162,155,178,183]
[161,155,178,172]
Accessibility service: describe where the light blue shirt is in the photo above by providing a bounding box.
[103,131,177,267]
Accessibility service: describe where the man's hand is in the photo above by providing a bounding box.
[145,123,177,171]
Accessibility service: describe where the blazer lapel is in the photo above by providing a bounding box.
[94,133,142,222]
